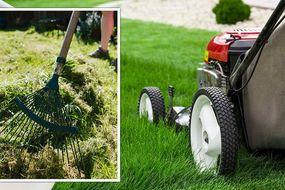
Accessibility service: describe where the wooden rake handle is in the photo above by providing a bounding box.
[59,11,80,58]
[54,11,81,75]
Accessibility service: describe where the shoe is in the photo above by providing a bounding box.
[89,47,110,60]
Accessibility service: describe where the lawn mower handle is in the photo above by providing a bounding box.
[229,0,285,89]
[54,11,80,75]
[0,0,12,7]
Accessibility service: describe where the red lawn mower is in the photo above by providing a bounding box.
[138,0,285,175]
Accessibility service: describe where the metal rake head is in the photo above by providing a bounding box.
[0,75,86,178]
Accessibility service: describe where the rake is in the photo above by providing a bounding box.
[0,11,86,178]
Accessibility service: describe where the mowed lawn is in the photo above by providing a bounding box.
[54,19,285,189]
[5,0,111,7]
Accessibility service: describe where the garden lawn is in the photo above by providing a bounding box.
[5,0,112,7]
[54,19,285,189]
[0,28,117,179]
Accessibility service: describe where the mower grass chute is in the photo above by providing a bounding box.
[138,0,285,175]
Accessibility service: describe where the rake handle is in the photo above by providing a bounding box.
[54,11,81,75]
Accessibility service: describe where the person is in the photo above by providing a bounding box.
[89,11,114,59]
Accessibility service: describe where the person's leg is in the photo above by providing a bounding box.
[89,11,114,59]
[100,11,114,51]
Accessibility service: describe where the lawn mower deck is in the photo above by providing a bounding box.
[138,0,285,175]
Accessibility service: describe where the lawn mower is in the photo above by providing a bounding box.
[138,0,285,175]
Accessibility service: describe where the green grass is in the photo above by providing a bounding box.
[0,28,117,179]
[5,0,112,7]
[54,19,285,189]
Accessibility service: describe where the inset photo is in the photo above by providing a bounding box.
[0,8,119,180]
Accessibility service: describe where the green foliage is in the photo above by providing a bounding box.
[0,12,103,42]
[76,12,118,44]
[213,0,251,24]
[76,12,102,43]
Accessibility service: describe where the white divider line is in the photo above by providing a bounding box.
[0,183,54,190]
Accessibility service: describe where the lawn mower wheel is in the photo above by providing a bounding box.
[190,87,239,175]
[138,87,166,124]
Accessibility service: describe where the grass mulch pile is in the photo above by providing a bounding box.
[0,28,117,179]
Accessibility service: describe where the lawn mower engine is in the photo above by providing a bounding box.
[198,29,260,92]
[168,29,261,129]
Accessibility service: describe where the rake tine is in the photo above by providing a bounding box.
[40,112,53,146]
[28,124,41,143]
[17,95,33,106]
[32,124,47,148]
[65,137,70,164]
[18,119,37,146]
[24,121,41,146]
[75,136,85,175]
[17,102,43,145]
[0,111,24,136]
[53,110,63,126]
[58,99,69,125]
[69,136,81,177]
[24,93,37,103]
[61,107,68,126]
[24,90,38,99]
[2,114,27,141]
[41,110,52,141]
[6,115,30,142]
[61,145,65,164]
[21,125,36,146]
[47,102,61,125]
[64,106,73,126]
[6,101,38,142]
[44,108,52,124]
[60,107,68,126]
[56,103,66,126]
[72,136,84,177]
[18,95,36,110]
[1,96,36,135]
[56,144,60,162]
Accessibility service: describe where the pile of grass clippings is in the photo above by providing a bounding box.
[0,29,118,179]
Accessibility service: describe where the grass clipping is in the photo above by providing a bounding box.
[0,30,117,179]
